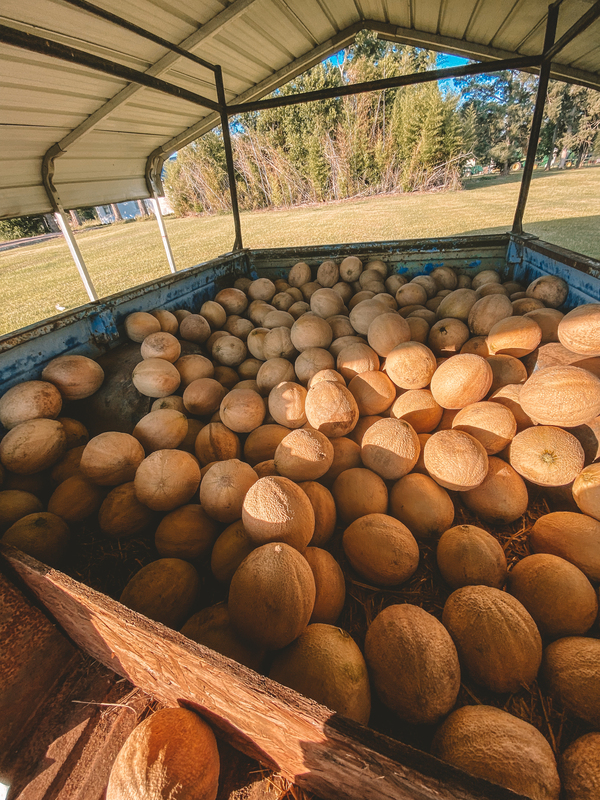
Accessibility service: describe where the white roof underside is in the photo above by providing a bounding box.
[2,0,600,219]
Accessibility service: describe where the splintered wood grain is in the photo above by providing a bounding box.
[2,544,530,800]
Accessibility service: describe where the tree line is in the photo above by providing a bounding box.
[164,30,600,217]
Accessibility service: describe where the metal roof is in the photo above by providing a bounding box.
[1,0,600,219]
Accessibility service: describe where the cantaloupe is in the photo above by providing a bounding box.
[509,426,584,486]
[57,417,89,449]
[132,358,181,398]
[530,511,600,582]
[424,429,488,491]
[364,604,460,724]
[468,294,513,336]
[542,636,600,726]
[389,389,442,433]
[0,380,62,430]
[384,342,437,390]
[452,401,517,454]
[332,468,388,523]
[242,475,315,551]
[269,623,371,724]
[526,274,568,308]
[212,335,247,367]
[347,371,395,416]
[462,456,528,523]
[508,553,598,639]
[215,287,248,315]
[194,422,240,466]
[428,318,470,356]
[360,418,420,480]
[175,354,214,388]
[256,358,296,395]
[124,311,161,342]
[519,365,600,427]
[288,261,312,287]
[200,300,227,329]
[155,503,219,560]
[436,524,507,590]
[47,475,104,523]
[98,482,156,538]
[558,304,600,356]
[298,481,337,547]
[442,585,542,693]
[430,354,493,409]
[80,432,144,486]
[1,511,70,567]
[199,459,257,523]
[120,558,200,628]
[560,732,600,800]
[432,705,560,800]
[140,331,181,363]
[304,380,359,438]
[132,409,188,453]
[342,513,419,586]
[295,347,334,385]
[367,313,410,357]
[134,449,201,511]
[303,547,345,624]
[106,707,220,800]
[228,542,315,649]
[180,603,264,672]
[210,519,255,583]
[389,473,454,540]
[486,315,542,358]
[0,418,66,475]
[274,429,334,482]
[290,314,333,351]
[183,378,227,416]
[220,388,265,433]
[0,489,43,532]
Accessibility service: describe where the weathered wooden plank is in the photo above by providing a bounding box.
[2,545,530,800]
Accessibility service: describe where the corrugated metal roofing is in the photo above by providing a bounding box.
[1,0,599,219]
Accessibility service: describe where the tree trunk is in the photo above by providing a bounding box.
[110,203,123,221]
[545,125,558,170]
[69,209,82,227]
[136,200,148,218]
[558,146,568,169]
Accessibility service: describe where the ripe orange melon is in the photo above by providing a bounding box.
[228,542,315,649]
[364,604,460,725]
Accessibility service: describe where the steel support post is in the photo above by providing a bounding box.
[54,209,98,302]
[512,4,560,235]
[215,66,243,251]
[150,196,177,273]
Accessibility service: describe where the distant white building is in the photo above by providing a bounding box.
[95,196,173,224]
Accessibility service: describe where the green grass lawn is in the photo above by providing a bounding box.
[1,167,599,335]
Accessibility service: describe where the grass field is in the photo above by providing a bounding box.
[1,167,599,335]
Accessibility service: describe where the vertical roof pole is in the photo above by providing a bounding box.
[512,3,560,235]
[215,66,243,251]
[42,144,98,302]
[150,195,177,273]
[54,209,98,302]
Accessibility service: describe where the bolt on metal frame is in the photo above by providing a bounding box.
[1,0,599,301]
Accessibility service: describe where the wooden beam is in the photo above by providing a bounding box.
[2,545,531,800]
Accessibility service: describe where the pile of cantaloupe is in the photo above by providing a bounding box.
[1,259,600,800]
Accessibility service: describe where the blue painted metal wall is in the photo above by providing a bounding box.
[1,232,599,396]
[507,235,600,309]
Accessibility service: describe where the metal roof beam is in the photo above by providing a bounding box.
[0,24,222,113]
[544,0,600,61]
[145,19,366,185]
[57,0,219,73]
[375,21,600,91]
[226,54,542,115]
